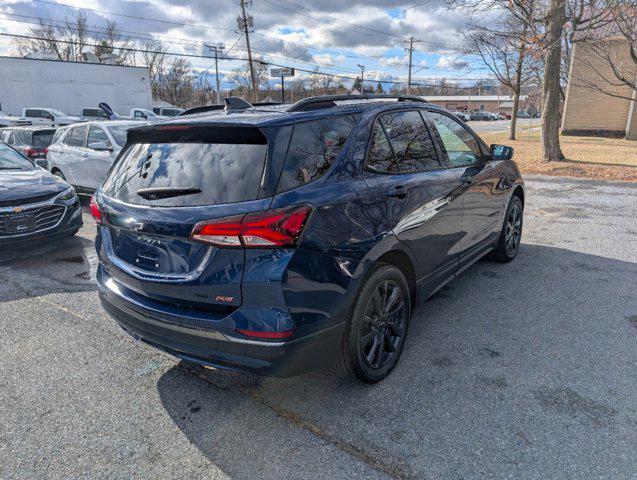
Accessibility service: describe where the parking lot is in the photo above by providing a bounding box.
[1,175,635,479]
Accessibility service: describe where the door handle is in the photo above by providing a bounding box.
[387,185,408,199]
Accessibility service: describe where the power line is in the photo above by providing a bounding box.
[0,32,493,87]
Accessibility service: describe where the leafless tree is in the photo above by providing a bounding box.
[228,56,269,101]
[157,58,195,107]
[465,15,532,139]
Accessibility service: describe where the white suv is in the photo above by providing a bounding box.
[47,120,144,193]
[22,108,82,127]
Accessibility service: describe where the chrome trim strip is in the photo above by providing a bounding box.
[0,188,72,213]
[103,228,214,283]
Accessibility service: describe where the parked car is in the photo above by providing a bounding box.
[80,108,111,121]
[0,142,81,244]
[470,111,497,121]
[0,111,31,128]
[94,94,524,383]
[0,126,56,168]
[130,108,167,122]
[152,106,185,117]
[22,108,82,127]
[516,110,531,119]
[497,112,512,120]
[47,121,144,194]
[452,111,470,122]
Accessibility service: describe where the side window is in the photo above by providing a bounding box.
[368,121,400,173]
[25,109,38,118]
[64,126,87,147]
[134,111,146,119]
[428,112,483,167]
[367,110,440,173]
[87,126,112,149]
[276,114,359,192]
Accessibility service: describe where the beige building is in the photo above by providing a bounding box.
[422,95,529,115]
[562,39,637,140]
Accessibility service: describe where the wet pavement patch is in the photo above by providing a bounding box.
[531,386,618,426]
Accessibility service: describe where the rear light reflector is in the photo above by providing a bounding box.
[90,195,103,224]
[236,329,295,339]
[24,147,46,158]
[190,204,313,248]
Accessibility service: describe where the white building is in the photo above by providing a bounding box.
[0,56,152,116]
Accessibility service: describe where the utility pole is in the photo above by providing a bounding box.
[238,0,258,102]
[404,37,422,94]
[204,43,225,105]
[357,64,365,93]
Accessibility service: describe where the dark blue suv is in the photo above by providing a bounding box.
[94,95,524,383]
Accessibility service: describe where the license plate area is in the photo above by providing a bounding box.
[6,214,36,233]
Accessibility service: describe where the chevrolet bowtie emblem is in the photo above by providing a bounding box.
[13,207,24,214]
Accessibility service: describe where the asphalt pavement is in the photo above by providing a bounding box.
[1,176,635,479]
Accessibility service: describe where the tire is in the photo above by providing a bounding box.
[490,195,523,262]
[336,264,411,383]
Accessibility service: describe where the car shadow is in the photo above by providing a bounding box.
[0,233,98,302]
[155,243,636,478]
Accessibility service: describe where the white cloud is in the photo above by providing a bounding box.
[436,55,470,70]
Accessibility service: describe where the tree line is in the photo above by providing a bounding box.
[14,1,636,162]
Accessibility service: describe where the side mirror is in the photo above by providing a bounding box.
[89,141,110,151]
[490,144,514,161]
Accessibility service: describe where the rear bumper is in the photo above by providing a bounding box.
[98,268,345,377]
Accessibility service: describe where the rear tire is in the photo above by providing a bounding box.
[336,264,411,383]
[490,195,523,262]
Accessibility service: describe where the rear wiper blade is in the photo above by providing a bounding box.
[136,187,202,200]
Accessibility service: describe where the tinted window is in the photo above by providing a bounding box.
[87,126,111,148]
[13,131,31,146]
[367,111,439,173]
[0,144,34,170]
[368,121,400,173]
[276,115,358,192]
[32,130,54,148]
[103,142,268,207]
[25,109,39,118]
[428,112,482,167]
[381,111,439,172]
[64,126,87,147]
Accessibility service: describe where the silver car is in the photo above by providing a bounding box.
[46,121,144,193]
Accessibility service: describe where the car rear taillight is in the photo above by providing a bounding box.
[24,147,46,158]
[90,195,103,224]
[190,204,313,248]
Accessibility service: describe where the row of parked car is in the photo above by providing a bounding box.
[0,106,185,128]
[0,120,145,190]
[453,110,537,121]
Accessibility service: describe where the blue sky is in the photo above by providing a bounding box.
[0,0,492,89]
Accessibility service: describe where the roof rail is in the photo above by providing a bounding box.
[287,94,429,112]
[178,105,224,116]
[178,99,285,117]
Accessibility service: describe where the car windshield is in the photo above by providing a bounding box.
[0,144,34,170]
[50,110,67,117]
[107,125,135,147]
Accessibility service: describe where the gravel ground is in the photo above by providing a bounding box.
[1,175,635,479]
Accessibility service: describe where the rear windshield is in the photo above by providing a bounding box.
[103,142,268,207]
[33,130,55,148]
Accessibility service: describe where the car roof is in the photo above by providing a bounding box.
[83,120,146,128]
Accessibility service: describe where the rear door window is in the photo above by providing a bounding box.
[367,110,440,173]
[103,142,268,207]
[88,126,112,149]
[276,115,359,193]
[64,126,87,147]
